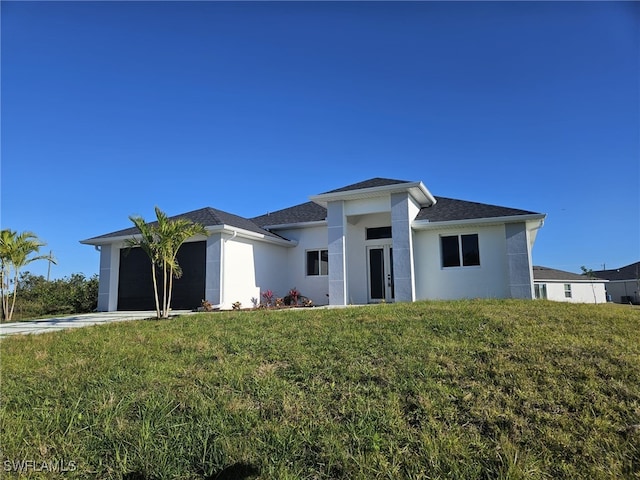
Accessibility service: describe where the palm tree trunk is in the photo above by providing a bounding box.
[0,265,6,321]
[8,271,19,321]
[165,265,174,319]
[151,263,161,319]
[162,260,169,318]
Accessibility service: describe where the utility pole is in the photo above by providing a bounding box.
[47,250,53,281]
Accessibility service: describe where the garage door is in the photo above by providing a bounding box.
[117,241,206,311]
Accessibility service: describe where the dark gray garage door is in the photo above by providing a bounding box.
[117,241,206,311]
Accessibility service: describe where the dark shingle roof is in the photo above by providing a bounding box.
[416,197,540,222]
[83,207,282,242]
[533,266,605,282]
[83,179,546,242]
[252,201,327,227]
[592,262,640,281]
[322,177,411,194]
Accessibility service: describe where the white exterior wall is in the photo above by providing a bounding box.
[221,235,289,309]
[538,281,608,304]
[413,224,510,300]
[275,225,330,305]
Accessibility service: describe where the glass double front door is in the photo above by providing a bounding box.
[367,245,394,302]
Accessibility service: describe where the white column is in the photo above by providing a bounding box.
[327,201,347,306]
[505,223,534,299]
[391,192,416,302]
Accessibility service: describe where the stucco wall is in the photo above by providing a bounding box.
[538,281,608,304]
[605,280,640,303]
[97,242,121,312]
[221,235,289,309]
[413,224,510,300]
[275,225,330,306]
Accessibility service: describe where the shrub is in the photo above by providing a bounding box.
[8,272,98,320]
[261,289,274,307]
[201,300,215,312]
[284,287,300,306]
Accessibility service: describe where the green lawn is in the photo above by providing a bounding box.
[1,300,638,479]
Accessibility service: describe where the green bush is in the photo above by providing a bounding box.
[7,272,98,321]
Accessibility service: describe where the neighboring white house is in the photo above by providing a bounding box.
[592,262,640,304]
[532,266,608,304]
[81,178,546,311]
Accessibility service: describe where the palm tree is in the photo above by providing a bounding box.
[0,230,56,321]
[126,207,208,319]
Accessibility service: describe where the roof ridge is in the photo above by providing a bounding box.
[321,177,412,194]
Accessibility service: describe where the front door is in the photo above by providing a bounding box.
[368,245,394,302]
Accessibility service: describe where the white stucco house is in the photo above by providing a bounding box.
[532,266,608,304]
[81,178,546,311]
[592,262,640,304]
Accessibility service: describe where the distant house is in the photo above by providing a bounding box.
[533,266,608,304]
[592,262,640,304]
[81,178,546,311]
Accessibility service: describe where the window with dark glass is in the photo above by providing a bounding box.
[366,226,392,240]
[461,234,480,266]
[306,249,328,276]
[441,234,480,268]
[441,235,461,267]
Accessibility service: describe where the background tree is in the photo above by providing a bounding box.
[580,265,598,304]
[126,207,208,319]
[0,230,56,321]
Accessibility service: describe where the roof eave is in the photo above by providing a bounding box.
[81,224,296,247]
[534,278,608,283]
[261,220,327,231]
[221,225,297,247]
[412,213,546,230]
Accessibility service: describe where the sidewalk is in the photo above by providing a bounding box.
[0,311,192,337]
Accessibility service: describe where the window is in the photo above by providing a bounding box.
[535,284,547,300]
[306,249,328,276]
[564,284,572,298]
[366,226,392,240]
[441,234,480,268]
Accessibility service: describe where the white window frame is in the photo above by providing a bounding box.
[564,284,572,298]
[535,283,548,300]
[440,233,480,268]
[306,249,328,277]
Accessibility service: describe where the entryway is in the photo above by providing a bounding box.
[367,245,394,302]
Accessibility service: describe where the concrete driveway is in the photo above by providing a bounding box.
[0,311,193,337]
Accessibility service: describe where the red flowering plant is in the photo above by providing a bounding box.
[261,289,274,307]
[287,287,300,306]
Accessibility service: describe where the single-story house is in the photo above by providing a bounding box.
[81,178,546,311]
[532,266,608,304]
[592,262,640,304]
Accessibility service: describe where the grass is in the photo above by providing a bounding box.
[1,300,639,479]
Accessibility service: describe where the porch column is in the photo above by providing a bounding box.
[505,222,534,299]
[391,193,416,302]
[97,243,120,312]
[205,234,222,306]
[327,201,347,306]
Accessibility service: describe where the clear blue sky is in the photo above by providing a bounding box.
[2,1,638,280]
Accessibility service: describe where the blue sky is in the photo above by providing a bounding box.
[2,1,638,280]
